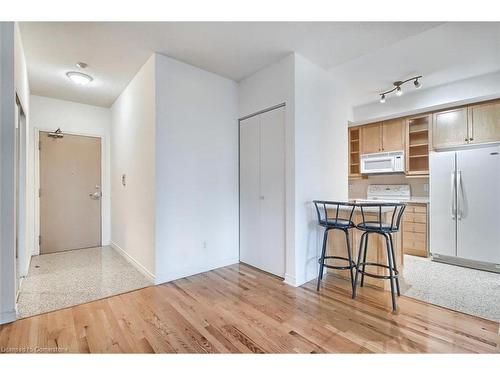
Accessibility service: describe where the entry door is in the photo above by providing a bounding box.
[39,132,101,254]
[239,107,285,277]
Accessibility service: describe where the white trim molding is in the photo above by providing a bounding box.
[155,256,239,285]
[110,242,155,283]
[0,309,16,325]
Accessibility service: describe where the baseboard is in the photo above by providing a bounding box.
[284,273,298,287]
[0,309,16,325]
[155,256,239,285]
[285,269,317,287]
[110,242,155,283]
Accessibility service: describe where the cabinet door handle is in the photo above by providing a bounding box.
[469,137,474,141]
[464,138,468,142]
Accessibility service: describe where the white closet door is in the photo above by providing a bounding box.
[239,115,261,269]
[239,106,285,277]
[259,108,285,276]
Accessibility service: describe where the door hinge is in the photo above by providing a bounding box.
[38,235,41,246]
[38,141,41,150]
[38,188,41,197]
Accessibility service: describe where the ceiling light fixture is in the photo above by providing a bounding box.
[379,75,422,103]
[66,71,93,86]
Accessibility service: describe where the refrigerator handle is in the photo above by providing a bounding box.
[451,170,456,220]
[457,170,464,220]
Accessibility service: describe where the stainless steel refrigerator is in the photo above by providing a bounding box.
[430,144,500,272]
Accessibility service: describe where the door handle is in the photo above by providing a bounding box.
[457,170,464,220]
[89,192,102,200]
[451,171,456,219]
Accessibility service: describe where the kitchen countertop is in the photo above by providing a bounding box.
[349,197,429,204]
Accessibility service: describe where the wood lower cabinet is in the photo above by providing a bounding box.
[402,203,428,257]
[432,107,469,149]
[469,100,500,144]
[325,210,403,291]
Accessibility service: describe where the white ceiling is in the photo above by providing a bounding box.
[331,22,500,106]
[19,22,500,108]
[19,22,444,107]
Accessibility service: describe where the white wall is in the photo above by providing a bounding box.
[0,22,16,324]
[14,23,30,280]
[238,53,352,286]
[238,54,297,285]
[110,55,156,279]
[353,71,500,123]
[29,95,111,253]
[293,55,350,285]
[154,53,239,283]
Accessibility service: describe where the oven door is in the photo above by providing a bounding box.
[361,154,395,174]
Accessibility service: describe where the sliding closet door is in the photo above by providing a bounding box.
[239,115,261,270]
[259,108,285,276]
[239,106,285,277]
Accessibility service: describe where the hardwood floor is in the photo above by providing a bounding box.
[1,263,498,353]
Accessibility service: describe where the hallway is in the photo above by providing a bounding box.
[17,246,151,318]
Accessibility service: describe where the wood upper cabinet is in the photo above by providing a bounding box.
[361,122,382,154]
[348,126,362,178]
[469,101,500,144]
[361,120,404,154]
[432,107,468,149]
[382,118,405,152]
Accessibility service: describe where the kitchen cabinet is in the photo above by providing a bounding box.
[348,126,362,178]
[469,100,500,144]
[432,100,500,149]
[361,122,382,154]
[240,106,285,277]
[402,204,428,257]
[406,115,430,176]
[382,119,405,152]
[361,120,404,154]
[432,107,468,149]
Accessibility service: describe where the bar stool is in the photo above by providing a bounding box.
[352,203,406,311]
[313,201,357,292]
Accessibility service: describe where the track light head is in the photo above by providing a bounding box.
[380,94,386,103]
[414,78,422,89]
[396,86,403,96]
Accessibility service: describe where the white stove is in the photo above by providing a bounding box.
[362,184,411,202]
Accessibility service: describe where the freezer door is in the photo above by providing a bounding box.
[430,151,457,257]
[456,145,500,264]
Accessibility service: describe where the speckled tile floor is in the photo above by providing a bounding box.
[401,254,500,322]
[17,246,152,318]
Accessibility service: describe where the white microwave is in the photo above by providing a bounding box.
[360,150,405,174]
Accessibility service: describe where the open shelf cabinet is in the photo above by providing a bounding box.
[349,126,363,178]
[406,115,431,176]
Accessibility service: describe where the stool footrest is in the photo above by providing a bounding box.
[356,262,399,280]
[319,256,356,270]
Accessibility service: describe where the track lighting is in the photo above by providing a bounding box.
[378,75,422,103]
